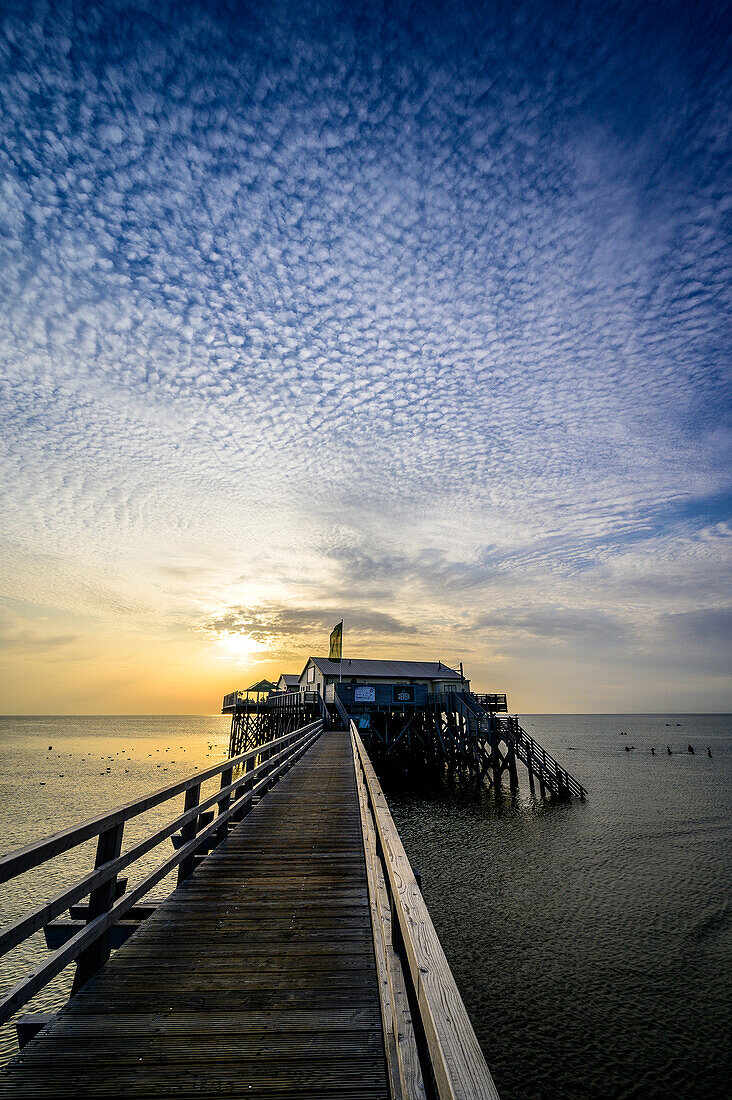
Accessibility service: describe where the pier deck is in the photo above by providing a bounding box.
[0,731,389,1098]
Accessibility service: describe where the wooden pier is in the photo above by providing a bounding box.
[226,676,586,802]
[0,724,499,1098]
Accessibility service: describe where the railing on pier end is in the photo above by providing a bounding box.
[0,721,322,1041]
[351,722,500,1100]
[494,715,587,801]
[457,693,586,801]
[471,693,508,713]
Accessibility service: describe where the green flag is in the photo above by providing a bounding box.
[329,620,343,661]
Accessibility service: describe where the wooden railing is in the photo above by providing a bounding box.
[470,693,508,712]
[268,690,320,708]
[0,721,322,1028]
[351,723,500,1100]
[332,690,351,730]
[496,716,587,801]
[222,689,246,708]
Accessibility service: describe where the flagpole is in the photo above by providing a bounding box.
[339,620,343,683]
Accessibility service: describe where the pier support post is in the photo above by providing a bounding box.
[526,746,536,793]
[507,739,519,792]
[490,729,502,790]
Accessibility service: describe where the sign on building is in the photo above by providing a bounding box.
[393,685,415,704]
[354,685,376,703]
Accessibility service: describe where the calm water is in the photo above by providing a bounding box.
[386,714,732,1099]
[0,714,730,1098]
[0,715,232,1065]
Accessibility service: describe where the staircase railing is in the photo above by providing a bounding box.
[462,693,586,801]
[496,715,586,801]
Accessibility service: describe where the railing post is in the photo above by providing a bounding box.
[177,783,201,885]
[72,820,124,991]
[237,754,256,818]
[215,766,233,844]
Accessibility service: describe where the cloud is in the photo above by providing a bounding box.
[0,603,77,660]
[473,607,632,646]
[0,629,77,652]
[205,603,416,659]
[657,607,732,647]
[0,0,729,709]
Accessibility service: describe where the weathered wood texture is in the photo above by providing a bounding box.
[0,726,322,1025]
[355,744,427,1100]
[353,728,500,1100]
[0,731,389,1099]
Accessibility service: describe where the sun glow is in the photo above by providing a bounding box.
[213,633,267,662]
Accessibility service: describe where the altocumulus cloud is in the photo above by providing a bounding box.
[205,604,417,661]
[0,0,730,707]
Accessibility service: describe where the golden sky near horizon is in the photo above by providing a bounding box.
[1,3,730,715]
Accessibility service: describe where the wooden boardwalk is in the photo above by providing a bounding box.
[0,730,389,1098]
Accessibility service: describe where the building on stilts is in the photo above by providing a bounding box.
[223,653,586,801]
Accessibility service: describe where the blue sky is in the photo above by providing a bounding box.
[0,0,730,712]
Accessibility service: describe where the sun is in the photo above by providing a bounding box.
[214,633,266,662]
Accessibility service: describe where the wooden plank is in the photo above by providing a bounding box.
[354,729,427,1100]
[353,729,500,1100]
[0,730,390,1098]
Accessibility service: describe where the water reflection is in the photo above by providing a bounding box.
[385,715,731,1100]
[0,715,231,1063]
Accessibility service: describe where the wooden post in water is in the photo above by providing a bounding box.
[488,717,501,789]
[507,737,519,791]
[526,743,536,793]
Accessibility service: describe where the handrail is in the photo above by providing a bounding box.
[0,726,316,885]
[267,691,319,708]
[333,690,351,730]
[351,723,500,1100]
[0,721,322,1026]
[497,717,586,800]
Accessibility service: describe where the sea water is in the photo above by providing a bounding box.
[386,714,732,1099]
[0,713,730,1098]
